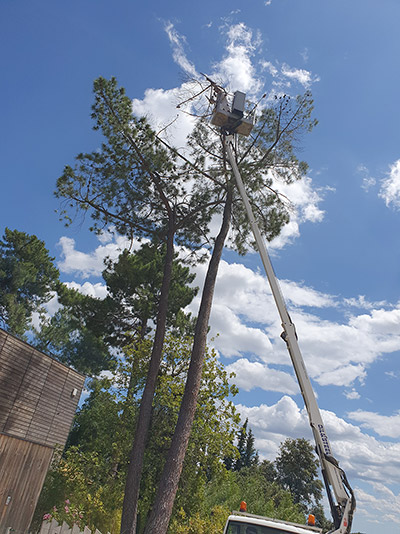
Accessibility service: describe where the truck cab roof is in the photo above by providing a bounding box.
[224,512,323,534]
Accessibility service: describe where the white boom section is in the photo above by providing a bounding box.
[224,135,355,534]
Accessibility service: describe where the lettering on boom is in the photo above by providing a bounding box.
[318,424,331,456]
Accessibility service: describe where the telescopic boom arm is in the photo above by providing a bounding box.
[222,133,355,534]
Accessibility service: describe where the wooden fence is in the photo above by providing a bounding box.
[39,519,108,534]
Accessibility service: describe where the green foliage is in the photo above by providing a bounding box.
[35,334,240,534]
[101,243,198,346]
[0,228,59,337]
[55,77,217,251]
[33,242,197,375]
[186,90,317,256]
[199,467,305,525]
[134,335,240,526]
[232,419,259,471]
[168,505,229,534]
[35,446,123,534]
[275,438,323,510]
[34,302,114,375]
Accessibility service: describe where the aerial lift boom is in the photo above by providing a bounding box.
[212,91,355,534]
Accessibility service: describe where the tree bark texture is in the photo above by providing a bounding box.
[120,218,175,534]
[143,189,233,534]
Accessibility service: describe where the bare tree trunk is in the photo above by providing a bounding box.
[120,217,175,534]
[143,188,233,534]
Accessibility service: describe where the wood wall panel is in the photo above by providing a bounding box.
[0,329,85,448]
[0,434,53,533]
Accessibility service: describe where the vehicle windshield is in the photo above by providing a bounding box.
[226,520,300,534]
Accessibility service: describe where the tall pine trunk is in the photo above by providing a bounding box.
[120,216,175,534]
[144,188,233,534]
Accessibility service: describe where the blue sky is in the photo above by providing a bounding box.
[1,1,400,533]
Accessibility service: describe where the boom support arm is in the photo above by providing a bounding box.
[224,135,355,534]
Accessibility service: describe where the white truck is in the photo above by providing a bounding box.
[211,90,356,534]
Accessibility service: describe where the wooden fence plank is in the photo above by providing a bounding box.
[60,520,72,534]
[40,519,102,534]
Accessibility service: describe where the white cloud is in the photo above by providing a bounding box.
[236,397,311,456]
[261,60,278,77]
[356,484,400,525]
[57,234,138,278]
[226,359,298,393]
[357,163,377,192]
[344,388,361,400]
[280,279,336,308]
[64,281,108,300]
[281,63,320,88]
[269,176,326,249]
[184,255,400,392]
[164,21,198,79]
[379,159,400,209]
[57,234,400,392]
[343,294,389,309]
[348,409,400,439]
[187,257,400,388]
[349,307,400,335]
[131,85,196,149]
[213,23,263,96]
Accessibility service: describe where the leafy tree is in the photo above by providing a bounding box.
[35,445,123,534]
[230,419,259,471]
[34,242,197,376]
[199,466,305,527]
[234,419,248,471]
[34,293,114,375]
[244,428,259,469]
[275,438,323,510]
[259,459,278,484]
[55,77,224,534]
[0,228,59,337]
[35,334,239,534]
[101,243,197,347]
[146,88,317,534]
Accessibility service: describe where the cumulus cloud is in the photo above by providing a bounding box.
[212,23,263,96]
[280,63,320,88]
[131,84,196,149]
[348,409,400,439]
[269,176,326,249]
[356,483,400,525]
[57,231,400,392]
[379,159,400,209]
[64,281,108,300]
[344,388,361,400]
[236,397,311,455]
[57,234,138,278]
[226,359,298,393]
[186,255,400,388]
